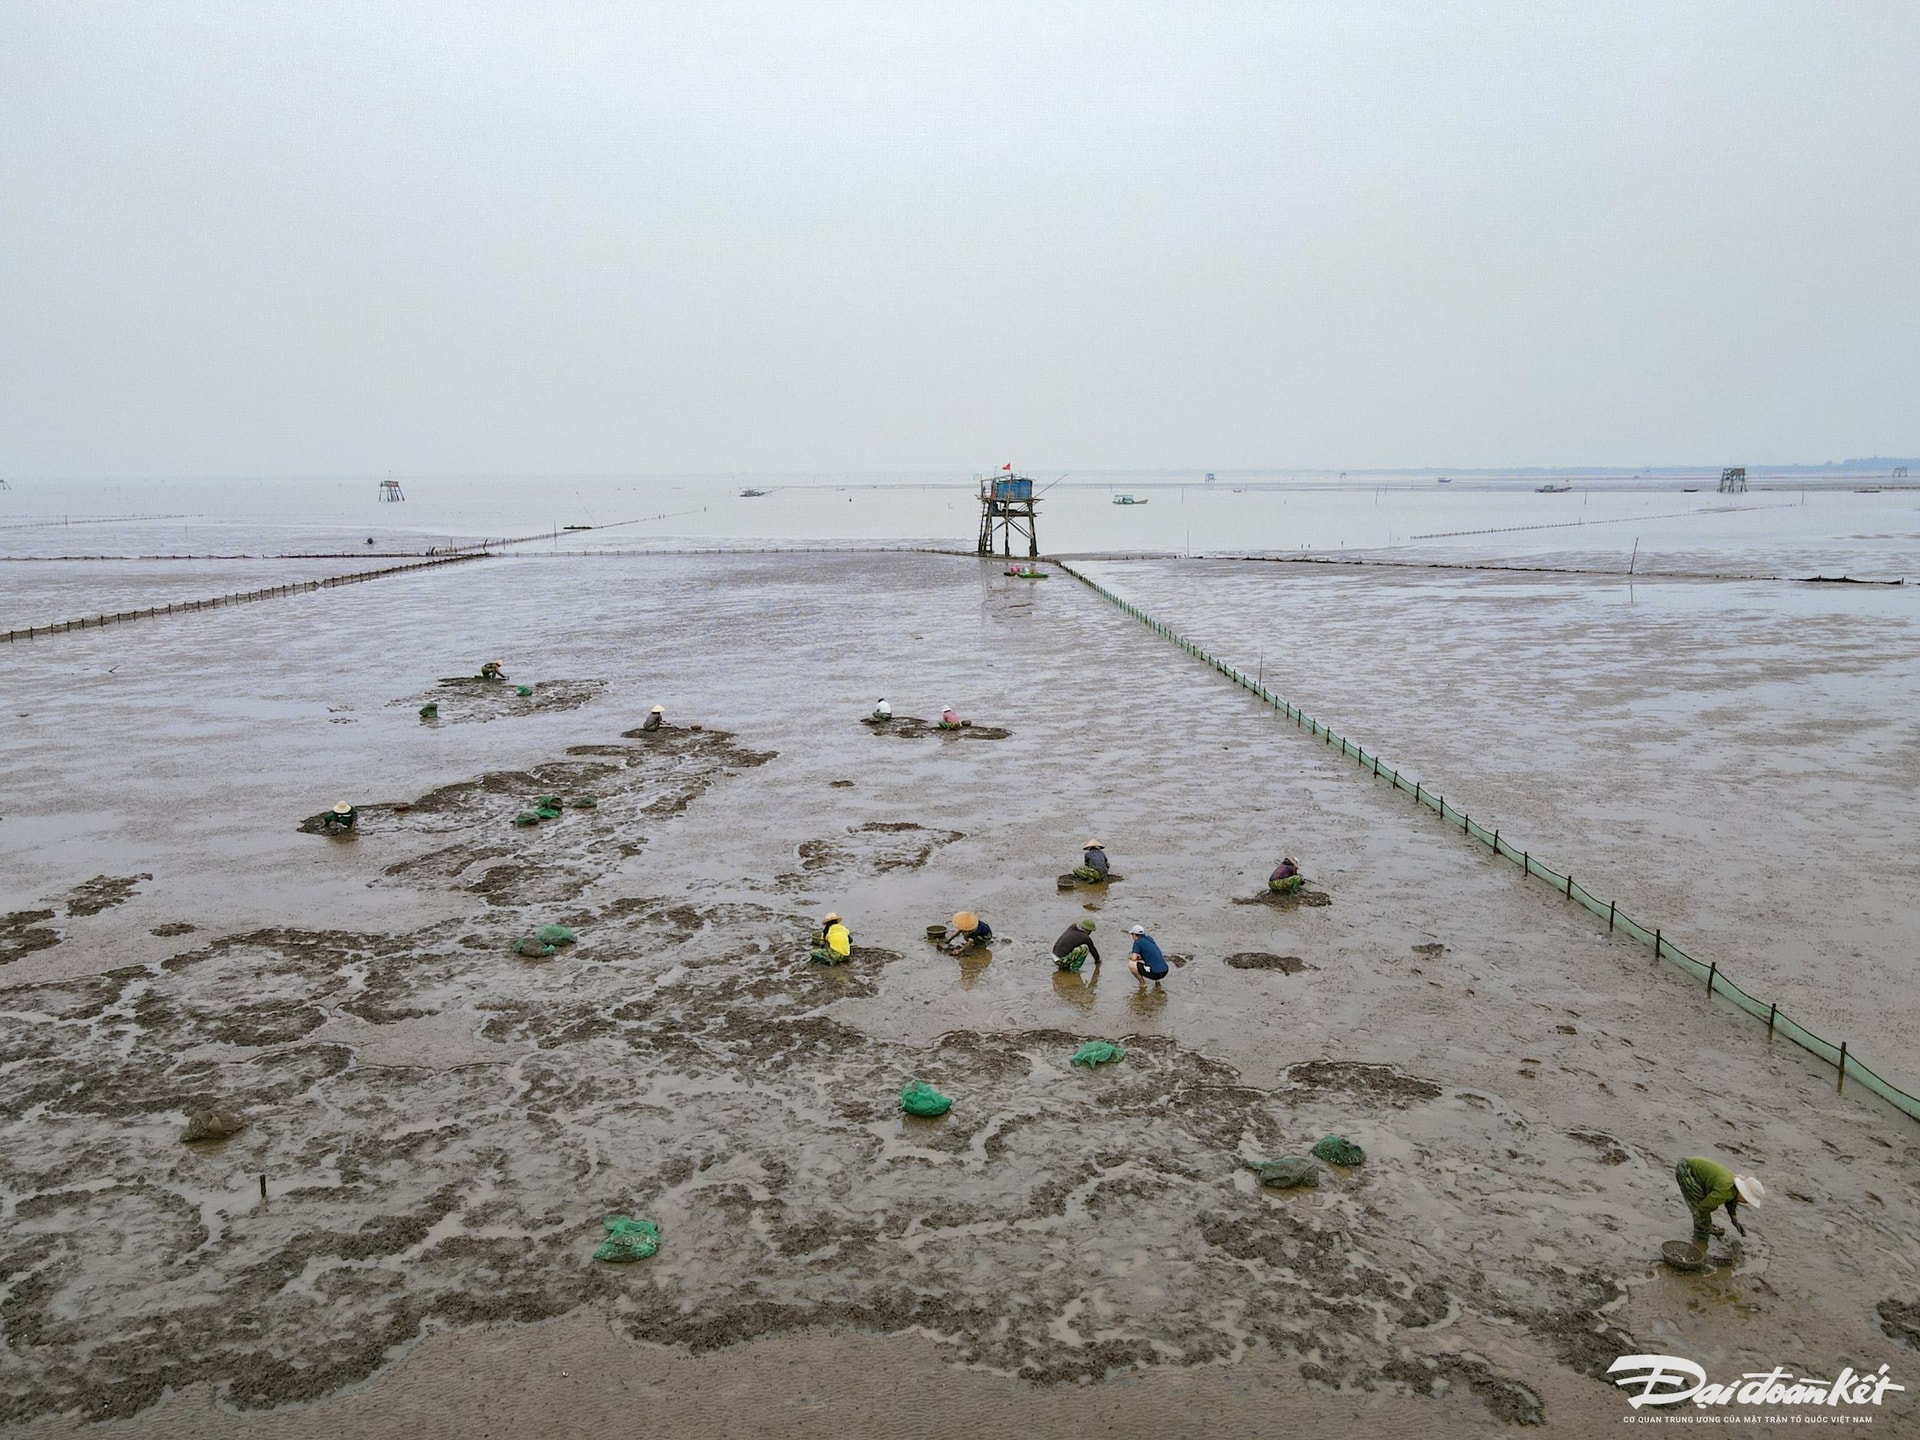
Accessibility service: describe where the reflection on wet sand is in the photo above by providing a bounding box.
[1051,966,1099,1012]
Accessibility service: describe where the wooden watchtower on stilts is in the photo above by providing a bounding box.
[976,471,1040,557]
[378,479,406,502]
[1718,467,1747,494]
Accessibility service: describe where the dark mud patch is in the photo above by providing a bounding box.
[370,728,775,905]
[1280,1060,1443,1107]
[63,873,152,917]
[861,715,1013,741]
[1880,1298,1920,1350]
[150,922,198,938]
[1567,1128,1630,1165]
[400,676,606,724]
[1379,1354,1543,1426]
[1232,886,1333,910]
[2,909,62,965]
[1412,941,1448,956]
[1223,952,1313,974]
[776,822,966,890]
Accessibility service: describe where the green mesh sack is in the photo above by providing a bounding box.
[537,795,562,809]
[514,936,556,958]
[594,1215,660,1262]
[536,925,576,946]
[1071,1040,1125,1068]
[1311,1134,1364,1166]
[516,685,534,697]
[535,806,562,820]
[1247,1157,1319,1188]
[1072,865,1107,883]
[1054,944,1090,972]
[1269,874,1304,895]
[570,796,597,809]
[901,1081,952,1117]
[512,812,543,827]
[418,702,438,719]
[809,947,838,965]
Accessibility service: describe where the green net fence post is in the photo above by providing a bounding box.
[1839,1042,1847,1094]
[1707,961,1717,994]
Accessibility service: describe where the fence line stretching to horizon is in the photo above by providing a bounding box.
[1054,558,1920,1129]
[2,554,486,644]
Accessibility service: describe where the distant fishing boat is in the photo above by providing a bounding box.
[1437,477,1452,485]
[739,488,768,498]
[1112,494,1148,506]
[562,524,591,530]
[1536,483,1572,493]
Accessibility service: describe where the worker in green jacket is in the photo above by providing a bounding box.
[1675,1156,1763,1248]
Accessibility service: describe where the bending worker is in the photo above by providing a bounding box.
[641,704,664,732]
[1675,1156,1763,1251]
[1269,856,1300,889]
[813,912,852,964]
[949,911,992,951]
[871,697,892,722]
[939,705,962,729]
[1077,840,1110,881]
[1051,917,1099,971]
[1127,924,1169,985]
[322,801,358,833]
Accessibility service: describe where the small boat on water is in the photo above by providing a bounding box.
[1536,483,1572,493]
[562,524,592,531]
[1003,565,1049,579]
[1437,477,1452,485]
[739,487,768,498]
[1112,494,1148,506]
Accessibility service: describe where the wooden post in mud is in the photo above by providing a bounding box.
[1706,961,1717,994]
[259,1174,267,1201]
[1654,928,1662,958]
[1608,900,1615,932]
[1566,873,1573,898]
[1767,1001,1777,1034]
[1838,1042,1847,1093]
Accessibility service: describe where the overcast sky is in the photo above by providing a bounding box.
[2,2,1915,477]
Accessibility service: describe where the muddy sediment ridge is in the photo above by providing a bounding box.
[392,675,608,725]
[0,726,1649,1428]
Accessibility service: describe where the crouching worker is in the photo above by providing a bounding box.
[1051,917,1099,972]
[1675,1156,1762,1251]
[479,660,506,682]
[1127,924,1169,985]
[811,912,852,965]
[1269,857,1302,893]
[321,800,358,833]
[871,697,892,722]
[938,705,963,730]
[948,911,992,952]
[1073,840,1110,883]
[641,704,665,731]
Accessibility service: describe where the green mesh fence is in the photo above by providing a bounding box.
[1057,561,1920,1128]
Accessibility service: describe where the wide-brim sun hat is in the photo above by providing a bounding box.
[332,802,353,814]
[1734,1176,1764,1206]
[1085,839,1102,849]
[650,705,664,713]
[952,911,978,931]
[823,912,841,924]
[1075,918,1096,931]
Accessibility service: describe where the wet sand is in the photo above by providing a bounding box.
[3,550,1917,1435]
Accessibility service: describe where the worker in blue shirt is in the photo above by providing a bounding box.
[1126,924,1169,984]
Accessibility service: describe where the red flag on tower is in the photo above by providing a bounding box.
[1001,463,1012,471]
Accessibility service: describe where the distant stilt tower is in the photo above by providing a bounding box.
[378,479,406,502]
[976,471,1040,557]
[1718,467,1747,494]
